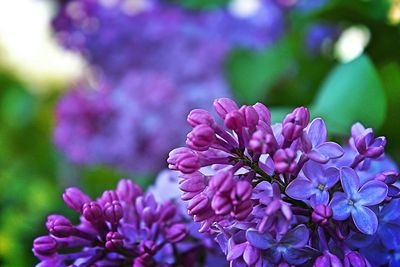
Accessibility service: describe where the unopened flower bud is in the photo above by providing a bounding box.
[253,102,271,125]
[188,194,210,215]
[187,109,214,127]
[211,193,233,215]
[282,107,310,141]
[231,181,252,204]
[273,148,297,173]
[186,124,215,151]
[82,201,104,223]
[214,98,239,119]
[168,148,200,174]
[232,199,252,220]
[225,111,245,131]
[116,179,142,203]
[105,231,124,250]
[240,105,259,130]
[103,201,123,224]
[210,171,234,193]
[165,223,188,243]
[47,215,74,238]
[100,190,119,206]
[33,236,58,256]
[312,205,333,226]
[63,187,91,213]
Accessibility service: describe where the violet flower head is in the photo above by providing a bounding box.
[33,179,195,266]
[168,97,399,266]
[54,71,228,173]
[351,122,386,159]
[330,167,387,234]
[246,225,318,265]
[286,161,340,207]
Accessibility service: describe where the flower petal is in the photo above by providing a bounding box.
[307,150,329,163]
[303,161,324,182]
[310,190,329,207]
[340,167,360,198]
[285,179,315,201]
[351,123,366,138]
[243,244,260,265]
[227,239,247,261]
[358,180,388,206]
[281,224,309,248]
[258,154,274,176]
[378,223,400,249]
[284,247,320,265]
[265,248,282,264]
[246,229,275,250]
[352,205,378,235]
[330,192,352,220]
[323,167,340,188]
[381,199,400,221]
[306,118,327,147]
[315,142,344,160]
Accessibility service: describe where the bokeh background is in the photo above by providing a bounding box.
[0,0,399,266]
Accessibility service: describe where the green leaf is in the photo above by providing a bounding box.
[379,62,400,161]
[313,55,386,134]
[225,38,294,104]
[170,0,229,10]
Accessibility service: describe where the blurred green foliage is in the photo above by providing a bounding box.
[0,0,400,266]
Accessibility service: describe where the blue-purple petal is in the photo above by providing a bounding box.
[280,224,309,248]
[315,142,344,159]
[340,167,360,198]
[286,178,315,201]
[352,205,378,235]
[227,240,247,261]
[306,118,327,147]
[284,247,320,265]
[358,180,388,206]
[303,161,324,182]
[324,167,340,188]
[246,230,275,250]
[330,192,352,220]
[310,190,330,206]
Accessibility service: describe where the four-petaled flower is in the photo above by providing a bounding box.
[351,122,386,159]
[302,118,344,163]
[330,167,388,235]
[286,161,340,207]
[246,225,319,265]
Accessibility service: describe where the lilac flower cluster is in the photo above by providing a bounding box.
[54,71,217,172]
[33,178,226,267]
[52,0,285,173]
[52,0,285,80]
[169,98,400,266]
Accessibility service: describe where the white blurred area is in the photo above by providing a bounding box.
[335,25,371,63]
[0,0,85,93]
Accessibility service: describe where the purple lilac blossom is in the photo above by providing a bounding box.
[52,0,285,173]
[54,70,229,172]
[33,178,229,266]
[52,0,285,80]
[168,97,399,266]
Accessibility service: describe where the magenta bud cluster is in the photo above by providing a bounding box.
[33,179,189,266]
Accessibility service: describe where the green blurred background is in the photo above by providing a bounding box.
[0,0,400,266]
